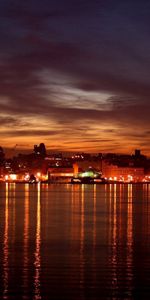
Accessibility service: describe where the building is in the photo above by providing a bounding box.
[47,164,78,182]
[102,161,144,182]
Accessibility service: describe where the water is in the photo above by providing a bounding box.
[0,183,150,299]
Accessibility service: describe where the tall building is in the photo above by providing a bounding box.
[34,143,47,157]
[135,149,141,157]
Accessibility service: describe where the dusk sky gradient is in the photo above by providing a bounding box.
[1,0,150,155]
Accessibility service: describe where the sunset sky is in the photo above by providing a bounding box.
[1,0,150,155]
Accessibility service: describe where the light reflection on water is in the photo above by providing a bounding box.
[23,184,29,299]
[0,183,150,299]
[3,183,9,299]
[34,183,41,300]
[79,184,85,293]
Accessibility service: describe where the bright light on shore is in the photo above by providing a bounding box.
[5,175,8,181]
[10,174,17,180]
[37,172,41,177]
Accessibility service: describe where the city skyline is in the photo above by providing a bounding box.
[1,143,149,159]
[1,1,150,154]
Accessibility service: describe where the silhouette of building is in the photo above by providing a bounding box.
[0,146,5,165]
[34,143,46,157]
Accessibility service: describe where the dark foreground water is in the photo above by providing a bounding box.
[0,183,150,299]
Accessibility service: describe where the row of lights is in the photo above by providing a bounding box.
[106,175,133,182]
[4,173,48,182]
[3,173,150,183]
[106,175,150,182]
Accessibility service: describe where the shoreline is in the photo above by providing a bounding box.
[1,181,150,185]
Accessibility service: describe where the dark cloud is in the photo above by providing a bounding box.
[0,129,59,137]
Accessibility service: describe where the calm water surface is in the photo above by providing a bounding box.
[0,183,150,299]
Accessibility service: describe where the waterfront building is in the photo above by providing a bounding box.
[47,163,78,181]
[102,161,144,182]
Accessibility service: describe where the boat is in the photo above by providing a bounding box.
[28,174,37,184]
